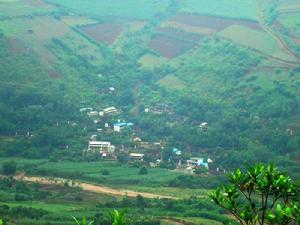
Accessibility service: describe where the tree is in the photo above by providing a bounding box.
[2,161,16,176]
[139,167,148,175]
[210,164,300,225]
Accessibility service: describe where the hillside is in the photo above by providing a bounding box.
[0,0,299,224]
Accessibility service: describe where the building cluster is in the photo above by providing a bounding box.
[80,104,217,175]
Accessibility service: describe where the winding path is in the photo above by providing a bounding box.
[14,175,177,200]
[258,0,300,64]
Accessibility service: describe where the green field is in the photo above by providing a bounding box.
[158,75,186,90]
[0,0,57,17]
[139,54,168,69]
[180,0,259,21]
[220,25,294,61]
[47,0,172,20]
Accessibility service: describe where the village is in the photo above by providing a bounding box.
[80,104,225,176]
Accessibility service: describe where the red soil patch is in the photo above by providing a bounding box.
[171,13,262,31]
[81,23,123,45]
[148,34,195,58]
[158,27,201,42]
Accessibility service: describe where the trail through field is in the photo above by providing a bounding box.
[14,175,177,199]
[258,0,300,64]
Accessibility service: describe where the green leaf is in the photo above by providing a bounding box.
[276,204,282,213]
[267,212,276,222]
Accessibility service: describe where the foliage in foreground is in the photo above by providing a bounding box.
[210,164,300,225]
[73,209,127,225]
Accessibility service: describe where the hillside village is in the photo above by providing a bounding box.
[80,106,220,175]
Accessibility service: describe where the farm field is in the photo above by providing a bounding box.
[0,0,57,18]
[158,27,201,42]
[47,0,172,20]
[180,0,259,21]
[1,0,300,224]
[34,161,182,186]
[160,21,215,35]
[158,75,186,90]
[81,23,123,45]
[61,16,97,27]
[170,13,262,31]
[220,25,294,61]
[148,34,195,58]
[138,54,168,69]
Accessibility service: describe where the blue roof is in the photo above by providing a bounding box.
[114,122,134,127]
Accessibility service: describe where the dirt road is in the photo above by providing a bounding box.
[15,175,177,200]
[258,0,300,64]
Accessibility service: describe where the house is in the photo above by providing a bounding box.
[113,122,134,132]
[133,137,142,142]
[88,141,115,155]
[129,153,144,161]
[187,157,204,167]
[200,122,208,130]
[103,107,118,115]
[152,103,173,114]
[172,148,182,156]
[80,107,93,113]
[87,111,98,117]
[109,87,115,92]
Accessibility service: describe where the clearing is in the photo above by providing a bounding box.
[81,23,123,45]
[148,34,195,58]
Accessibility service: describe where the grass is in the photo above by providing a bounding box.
[34,161,181,186]
[180,0,259,21]
[0,0,56,17]
[61,16,97,27]
[47,0,172,20]
[160,21,215,35]
[278,12,300,31]
[158,75,186,90]
[138,54,168,69]
[220,25,293,61]
[5,201,83,213]
[0,16,104,66]
[123,185,207,199]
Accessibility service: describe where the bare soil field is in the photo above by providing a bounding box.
[81,23,123,45]
[148,34,195,58]
[158,27,201,42]
[171,13,262,31]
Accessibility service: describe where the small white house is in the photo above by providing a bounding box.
[103,107,118,115]
[113,122,134,132]
[87,111,98,117]
[200,122,208,130]
[129,153,144,161]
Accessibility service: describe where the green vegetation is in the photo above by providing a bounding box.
[180,0,259,21]
[220,25,294,61]
[210,164,300,225]
[47,0,172,20]
[0,0,300,224]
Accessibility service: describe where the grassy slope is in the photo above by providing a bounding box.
[180,0,259,21]
[47,0,172,20]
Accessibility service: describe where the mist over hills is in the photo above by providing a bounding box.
[0,0,299,224]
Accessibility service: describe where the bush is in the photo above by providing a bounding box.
[139,167,148,175]
[2,161,16,176]
[101,169,110,175]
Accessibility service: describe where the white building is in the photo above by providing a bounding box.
[129,153,144,161]
[88,141,115,155]
[103,107,118,115]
